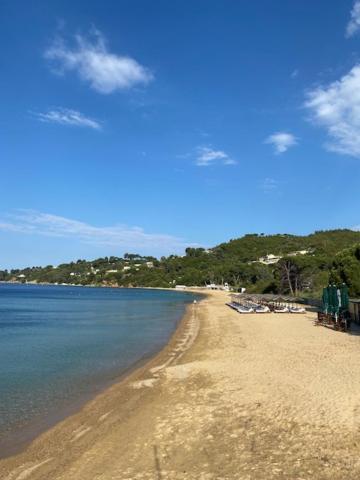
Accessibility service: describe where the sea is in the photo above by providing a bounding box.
[0,283,199,452]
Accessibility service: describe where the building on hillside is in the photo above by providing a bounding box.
[288,249,312,257]
[258,249,312,265]
[205,283,232,291]
[258,254,282,265]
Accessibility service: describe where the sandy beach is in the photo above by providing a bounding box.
[1,290,360,479]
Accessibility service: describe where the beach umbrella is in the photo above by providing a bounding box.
[327,285,336,315]
[322,287,329,314]
[340,283,349,312]
[331,284,340,316]
[329,285,333,315]
[337,288,342,309]
[328,286,333,314]
[325,286,331,314]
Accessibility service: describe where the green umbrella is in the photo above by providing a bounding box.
[322,287,329,314]
[327,285,333,315]
[340,283,349,312]
[330,284,339,316]
[334,284,340,316]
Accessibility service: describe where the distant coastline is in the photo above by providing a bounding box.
[0,280,210,293]
[2,229,360,298]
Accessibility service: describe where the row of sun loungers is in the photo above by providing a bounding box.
[226,302,269,313]
[226,301,306,314]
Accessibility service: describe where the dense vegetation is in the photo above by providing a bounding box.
[2,229,360,297]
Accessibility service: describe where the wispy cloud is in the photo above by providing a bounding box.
[0,210,194,254]
[195,146,236,167]
[265,132,298,154]
[291,69,299,79]
[44,28,153,94]
[305,65,360,157]
[34,108,101,130]
[260,177,279,193]
[346,1,360,38]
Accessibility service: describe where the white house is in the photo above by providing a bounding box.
[288,249,311,257]
[258,254,282,265]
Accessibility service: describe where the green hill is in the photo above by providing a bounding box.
[2,229,360,297]
[212,229,360,260]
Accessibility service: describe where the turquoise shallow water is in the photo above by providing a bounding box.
[0,284,198,445]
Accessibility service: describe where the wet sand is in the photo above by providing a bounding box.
[1,290,360,479]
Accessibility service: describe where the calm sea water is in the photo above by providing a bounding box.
[0,284,198,445]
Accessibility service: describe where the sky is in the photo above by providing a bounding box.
[2,0,360,269]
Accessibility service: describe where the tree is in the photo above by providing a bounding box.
[0,270,9,281]
[124,253,141,260]
[331,244,360,296]
[277,258,304,296]
[185,247,206,257]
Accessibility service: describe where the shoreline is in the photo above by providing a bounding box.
[2,291,360,478]
[0,288,206,463]
[0,280,213,292]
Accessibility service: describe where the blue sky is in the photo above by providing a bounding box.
[2,0,360,268]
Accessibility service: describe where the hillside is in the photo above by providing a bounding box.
[2,229,360,296]
[212,229,360,260]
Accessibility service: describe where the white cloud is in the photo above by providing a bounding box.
[0,210,194,255]
[45,29,153,94]
[35,108,101,130]
[265,132,298,154]
[305,65,360,157]
[260,178,279,193]
[195,147,236,166]
[346,1,360,38]
[291,69,299,79]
